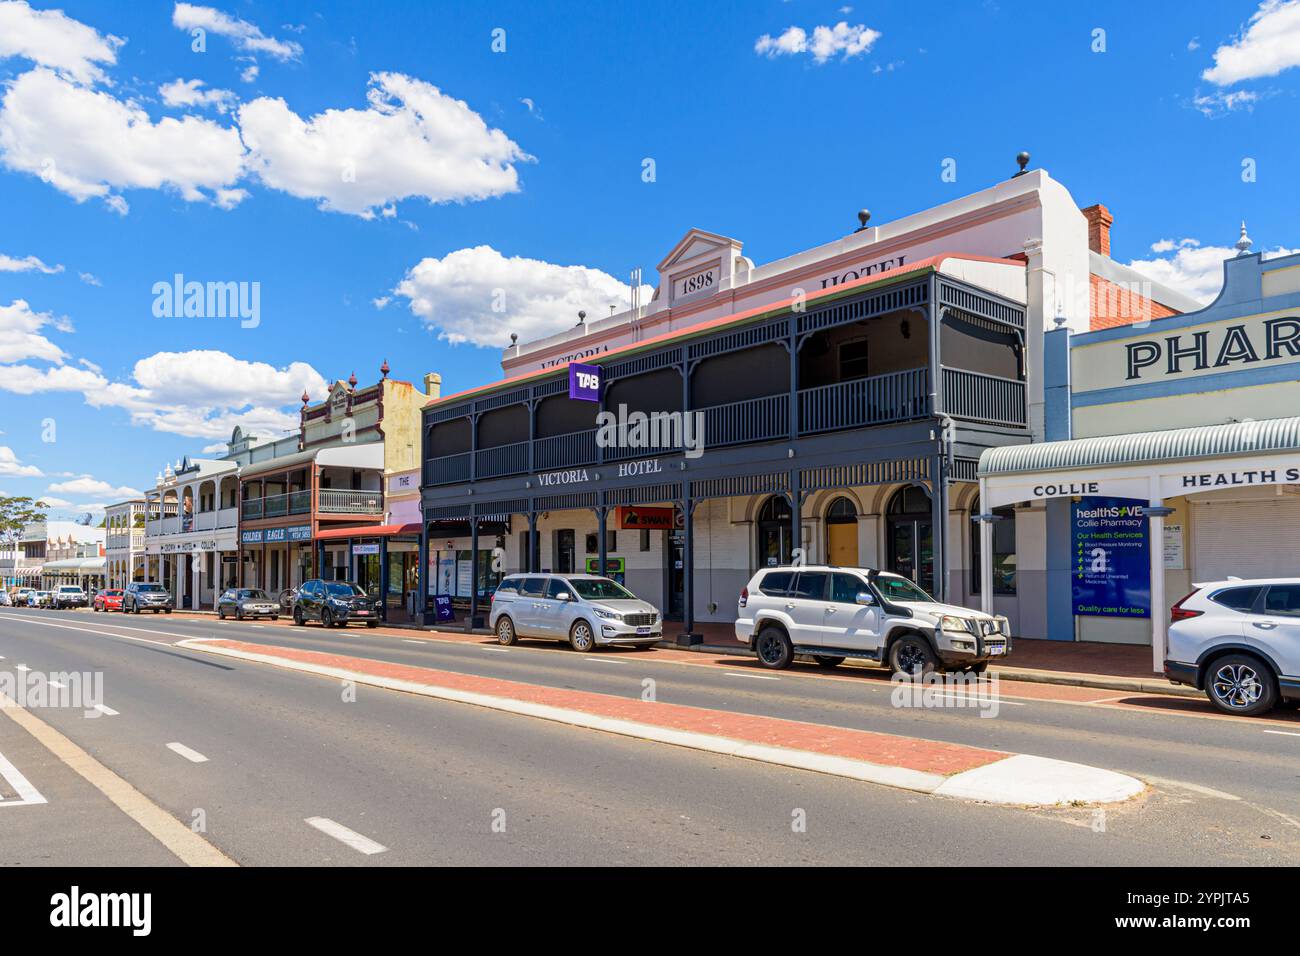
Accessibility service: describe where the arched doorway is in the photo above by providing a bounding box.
[755,496,794,568]
[886,486,933,587]
[825,496,858,566]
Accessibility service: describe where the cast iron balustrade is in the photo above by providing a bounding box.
[423,452,471,486]
[699,393,790,448]
[799,367,930,434]
[476,440,529,479]
[941,368,1027,426]
[318,488,383,514]
[535,429,598,470]
[241,498,263,519]
[240,492,311,520]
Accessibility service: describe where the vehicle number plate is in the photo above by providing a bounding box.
[636,626,650,635]
[987,644,1006,656]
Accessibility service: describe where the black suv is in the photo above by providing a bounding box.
[123,582,174,614]
[293,579,378,628]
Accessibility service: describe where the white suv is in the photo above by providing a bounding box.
[736,566,1010,676]
[1165,578,1300,716]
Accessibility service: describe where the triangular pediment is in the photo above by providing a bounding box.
[657,229,742,273]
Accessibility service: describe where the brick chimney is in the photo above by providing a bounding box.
[423,372,442,399]
[1081,204,1114,256]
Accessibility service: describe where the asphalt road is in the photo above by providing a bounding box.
[1,607,1298,866]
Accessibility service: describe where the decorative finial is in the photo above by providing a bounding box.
[510,332,518,345]
[1014,151,1031,177]
[380,359,390,379]
[855,209,871,232]
[1235,220,1253,257]
[348,371,357,388]
[576,310,586,326]
[301,390,310,406]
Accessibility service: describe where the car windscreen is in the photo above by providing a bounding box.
[136,584,165,592]
[238,590,268,600]
[874,575,935,603]
[325,583,364,597]
[569,578,636,600]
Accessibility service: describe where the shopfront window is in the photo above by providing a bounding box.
[756,496,794,568]
[971,498,1017,595]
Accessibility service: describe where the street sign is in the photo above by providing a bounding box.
[568,362,602,402]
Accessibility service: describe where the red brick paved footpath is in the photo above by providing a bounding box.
[192,638,1006,777]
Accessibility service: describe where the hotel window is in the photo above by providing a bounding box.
[585,531,616,554]
[838,338,870,381]
[971,500,1017,595]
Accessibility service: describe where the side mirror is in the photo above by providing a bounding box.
[557,592,572,601]
[855,591,877,606]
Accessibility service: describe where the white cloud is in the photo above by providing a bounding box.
[755,21,881,63]
[36,495,72,508]
[78,271,101,286]
[1127,239,1300,304]
[47,476,141,499]
[1192,88,1262,116]
[0,252,62,273]
[0,298,68,363]
[240,63,259,84]
[159,77,237,114]
[392,245,653,348]
[171,3,302,61]
[1203,0,1300,85]
[237,72,530,218]
[0,0,124,86]
[0,68,247,213]
[0,445,42,477]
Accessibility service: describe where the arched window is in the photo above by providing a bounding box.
[825,497,858,566]
[755,496,794,568]
[971,496,1017,595]
[886,486,933,587]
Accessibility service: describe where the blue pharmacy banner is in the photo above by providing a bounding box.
[1071,496,1151,618]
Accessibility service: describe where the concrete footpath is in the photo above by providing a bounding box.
[178,636,1147,808]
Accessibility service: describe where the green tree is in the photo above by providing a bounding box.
[0,497,49,579]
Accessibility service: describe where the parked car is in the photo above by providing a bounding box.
[123,581,174,614]
[30,590,53,608]
[0,590,10,606]
[1165,578,1300,716]
[736,566,1011,677]
[11,587,33,607]
[217,588,280,621]
[490,574,663,651]
[292,579,378,628]
[93,589,124,612]
[52,585,88,609]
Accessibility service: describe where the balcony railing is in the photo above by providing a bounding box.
[423,452,470,487]
[476,440,529,479]
[799,367,930,434]
[699,393,790,448]
[318,488,383,514]
[942,368,1027,426]
[535,429,597,470]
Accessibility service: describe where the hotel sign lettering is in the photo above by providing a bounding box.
[816,254,908,290]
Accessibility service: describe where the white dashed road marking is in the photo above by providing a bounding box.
[305,816,388,855]
[166,742,209,763]
[1263,730,1300,738]
[725,671,779,680]
[0,749,47,807]
[91,704,119,717]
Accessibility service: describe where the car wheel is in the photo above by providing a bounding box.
[1207,654,1278,716]
[293,607,304,626]
[814,655,846,669]
[889,634,938,679]
[366,621,377,628]
[235,608,244,621]
[271,615,279,622]
[569,620,596,653]
[321,607,335,629]
[495,616,517,646]
[755,626,793,669]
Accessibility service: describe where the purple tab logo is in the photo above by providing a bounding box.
[569,362,602,402]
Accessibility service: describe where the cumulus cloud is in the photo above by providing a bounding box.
[0,445,42,478]
[171,3,302,61]
[1127,238,1300,304]
[237,72,531,218]
[47,476,141,499]
[1202,0,1300,85]
[159,77,238,114]
[0,298,68,363]
[0,68,247,213]
[755,22,881,63]
[0,252,62,273]
[0,0,124,85]
[391,245,653,348]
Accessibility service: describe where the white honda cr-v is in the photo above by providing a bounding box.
[1165,578,1300,716]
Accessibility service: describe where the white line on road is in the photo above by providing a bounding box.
[1264,729,1300,738]
[91,704,119,717]
[583,656,629,665]
[725,671,779,680]
[0,749,47,807]
[402,640,423,645]
[304,816,388,855]
[1141,775,1241,801]
[479,647,510,653]
[166,742,209,763]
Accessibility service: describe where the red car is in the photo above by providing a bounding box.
[93,589,124,612]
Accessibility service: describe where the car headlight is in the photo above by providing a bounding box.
[939,615,973,634]
[593,608,622,621]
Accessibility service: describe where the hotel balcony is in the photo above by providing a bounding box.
[240,488,383,520]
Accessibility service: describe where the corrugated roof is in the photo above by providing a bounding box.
[979,417,1300,477]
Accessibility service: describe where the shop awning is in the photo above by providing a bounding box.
[315,523,420,541]
[41,558,107,571]
[979,416,1300,477]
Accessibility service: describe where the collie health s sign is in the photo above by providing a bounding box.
[569,363,602,402]
[1071,497,1150,618]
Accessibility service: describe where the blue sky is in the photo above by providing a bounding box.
[0,0,1297,518]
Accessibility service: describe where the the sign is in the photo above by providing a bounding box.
[433,594,454,622]
[614,506,676,530]
[352,543,380,555]
[584,557,625,574]
[672,263,718,301]
[1163,523,1185,571]
[241,530,264,544]
[1071,497,1150,618]
[286,525,312,542]
[535,468,589,487]
[387,469,419,493]
[264,527,287,543]
[568,362,602,402]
